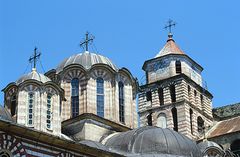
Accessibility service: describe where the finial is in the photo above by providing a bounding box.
[29,47,41,71]
[164,19,177,39]
[80,31,95,52]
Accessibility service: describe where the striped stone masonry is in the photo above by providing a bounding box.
[0,131,93,157]
[138,76,213,140]
[59,67,137,129]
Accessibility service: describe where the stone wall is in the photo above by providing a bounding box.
[15,83,62,136]
[138,76,213,139]
[0,130,119,157]
[146,56,202,86]
[60,67,137,129]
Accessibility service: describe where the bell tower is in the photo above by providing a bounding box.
[138,25,213,139]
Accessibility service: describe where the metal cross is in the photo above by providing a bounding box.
[164,19,177,34]
[80,32,94,51]
[29,47,41,69]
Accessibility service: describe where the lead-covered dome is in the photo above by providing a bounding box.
[56,51,118,73]
[16,69,51,85]
[104,126,201,157]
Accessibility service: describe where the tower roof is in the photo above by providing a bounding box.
[142,34,203,72]
[155,34,185,58]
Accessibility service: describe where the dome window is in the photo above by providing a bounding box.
[118,82,125,123]
[97,77,104,118]
[46,93,52,129]
[10,95,16,116]
[71,78,79,118]
[175,60,182,74]
[28,92,34,126]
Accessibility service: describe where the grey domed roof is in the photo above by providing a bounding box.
[16,70,51,85]
[56,51,118,73]
[198,140,223,153]
[105,126,201,157]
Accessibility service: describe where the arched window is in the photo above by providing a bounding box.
[197,116,204,133]
[190,109,193,134]
[194,90,197,103]
[71,78,79,118]
[231,139,240,156]
[158,88,164,106]
[188,85,191,100]
[172,107,178,132]
[28,92,34,126]
[146,91,152,102]
[170,85,176,103]
[10,95,16,116]
[118,82,125,123]
[147,113,152,126]
[157,113,167,128]
[175,60,182,74]
[200,94,203,106]
[46,93,52,129]
[97,77,104,117]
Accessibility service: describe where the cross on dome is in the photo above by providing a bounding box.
[80,31,95,51]
[29,47,41,71]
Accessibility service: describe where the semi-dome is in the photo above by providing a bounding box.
[105,126,201,157]
[16,69,51,85]
[56,51,118,73]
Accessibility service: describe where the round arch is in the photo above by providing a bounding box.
[156,113,167,128]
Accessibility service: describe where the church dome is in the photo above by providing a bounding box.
[56,51,118,73]
[105,126,201,157]
[16,69,51,85]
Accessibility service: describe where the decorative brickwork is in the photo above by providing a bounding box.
[139,35,213,140]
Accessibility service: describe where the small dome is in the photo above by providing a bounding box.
[16,70,51,85]
[56,51,118,73]
[198,140,223,153]
[105,126,201,157]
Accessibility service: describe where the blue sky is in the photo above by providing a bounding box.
[0,0,239,107]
